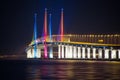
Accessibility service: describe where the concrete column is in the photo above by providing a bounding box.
[27,49,32,58]
[32,48,34,58]
[82,47,85,59]
[93,48,96,59]
[69,45,73,58]
[37,48,41,58]
[98,49,102,59]
[49,47,53,58]
[111,49,116,59]
[62,45,64,58]
[87,47,90,59]
[73,46,77,58]
[58,45,61,58]
[78,47,81,58]
[118,49,120,59]
[104,49,109,59]
[65,45,68,58]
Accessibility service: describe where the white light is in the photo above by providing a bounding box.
[93,48,96,59]
[58,45,61,58]
[37,48,41,58]
[78,47,81,58]
[82,47,85,59]
[32,49,34,58]
[87,47,90,59]
[73,46,77,58]
[69,46,73,58]
[104,49,109,59]
[62,45,64,58]
[27,49,32,58]
[118,50,120,59]
[65,45,68,58]
[49,53,53,58]
[98,49,102,59]
[49,47,53,58]
[111,50,116,59]
[66,45,73,58]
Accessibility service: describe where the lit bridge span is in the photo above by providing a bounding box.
[26,34,120,60]
[26,9,120,60]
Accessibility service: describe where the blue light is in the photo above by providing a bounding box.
[49,14,53,58]
[49,14,52,41]
[34,13,37,58]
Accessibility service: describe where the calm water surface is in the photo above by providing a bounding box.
[1,60,120,80]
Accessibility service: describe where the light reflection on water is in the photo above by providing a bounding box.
[26,61,120,80]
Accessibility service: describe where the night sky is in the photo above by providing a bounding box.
[0,0,120,55]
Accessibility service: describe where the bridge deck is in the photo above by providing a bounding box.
[58,41,120,47]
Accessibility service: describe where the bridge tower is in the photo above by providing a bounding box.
[27,13,38,58]
[43,8,48,58]
[60,8,64,41]
[58,8,64,58]
[49,14,53,58]
[33,13,37,58]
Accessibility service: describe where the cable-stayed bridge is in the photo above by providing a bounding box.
[26,9,120,60]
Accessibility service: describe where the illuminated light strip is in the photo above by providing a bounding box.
[34,13,37,58]
[60,8,64,41]
[104,49,109,59]
[49,47,53,58]
[98,49,102,59]
[87,47,90,59]
[111,50,116,59]
[73,46,77,58]
[44,8,47,40]
[44,8,48,58]
[118,50,120,59]
[49,14,53,58]
[37,48,41,58]
[59,41,120,46]
[49,14,52,42]
[78,47,81,58]
[44,43,47,58]
[58,45,61,58]
[62,45,64,58]
[65,45,68,58]
[93,48,96,59]
[69,46,73,58]
[57,9,64,59]
[27,49,32,58]
[82,47,85,59]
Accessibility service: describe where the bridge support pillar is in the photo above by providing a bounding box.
[65,45,68,58]
[104,49,109,59]
[69,45,73,58]
[118,50,120,59]
[77,47,81,59]
[62,45,64,58]
[27,49,32,58]
[82,47,85,59]
[93,48,96,59]
[98,49,102,59]
[49,47,53,58]
[37,48,41,58]
[87,47,90,59]
[111,49,116,59]
[58,45,61,58]
[32,49,34,58]
[73,46,77,58]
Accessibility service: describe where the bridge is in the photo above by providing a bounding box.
[26,9,120,60]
